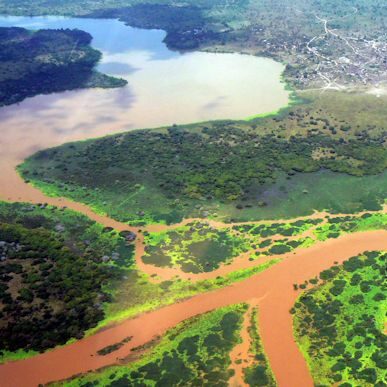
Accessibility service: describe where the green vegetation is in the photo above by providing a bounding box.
[141,217,328,273]
[314,212,387,241]
[95,259,278,334]
[1,1,385,88]
[0,5,385,387]
[143,222,250,273]
[65,304,247,386]
[232,218,320,257]
[0,202,135,267]
[233,218,322,238]
[244,308,276,387]
[0,27,126,106]
[0,3,386,384]
[142,214,386,274]
[96,336,132,356]
[0,222,113,354]
[0,202,280,362]
[90,3,219,50]
[19,91,387,225]
[293,251,387,386]
[1,200,382,365]
[0,202,133,361]
[0,0,245,53]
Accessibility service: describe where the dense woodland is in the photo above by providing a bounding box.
[88,4,217,50]
[293,251,386,386]
[0,27,126,106]
[21,94,387,223]
[0,203,134,354]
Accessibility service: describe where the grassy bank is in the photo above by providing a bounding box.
[65,304,248,386]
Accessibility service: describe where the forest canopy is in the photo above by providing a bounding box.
[0,27,126,106]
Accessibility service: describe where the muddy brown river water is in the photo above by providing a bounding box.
[0,14,385,387]
[0,230,386,386]
[0,16,289,206]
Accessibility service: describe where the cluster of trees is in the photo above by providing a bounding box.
[1,0,385,88]
[0,27,126,106]
[233,218,322,238]
[100,309,243,387]
[293,251,386,385]
[24,124,386,207]
[0,1,238,50]
[244,308,276,386]
[143,222,248,273]
[0,221,122,353]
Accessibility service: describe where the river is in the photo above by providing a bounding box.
[0,230,386,387]
[0,14,383,387]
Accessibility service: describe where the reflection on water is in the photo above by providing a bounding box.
[0,16,175,59]
[0,15,290,202]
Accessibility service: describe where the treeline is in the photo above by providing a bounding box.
[88,3,222,50]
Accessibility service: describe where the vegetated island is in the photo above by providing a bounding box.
[20,90,387,225]
[0,27,126,107]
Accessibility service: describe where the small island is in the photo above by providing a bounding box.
[0,27,126,107]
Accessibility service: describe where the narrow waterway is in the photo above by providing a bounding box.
[0,230,385,386]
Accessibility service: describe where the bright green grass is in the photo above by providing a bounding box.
[18,88,387,226]
[22,166,387,226]
[0,349,38,364]
[243,307,276,386]
[0,199,279,362]
[293,251,387,386]
[233,218,322,257]
[215,170,387,223]
[233,218,323,238]
[91,259,279,335]
[143,222,251,273]
[314,212,387,241]
[64,304,247,386]
[0,202,279,353]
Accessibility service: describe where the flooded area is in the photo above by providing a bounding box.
[0,15,384,387]
[0,230,385,387]
[0,15,290,204]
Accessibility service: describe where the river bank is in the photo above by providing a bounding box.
[0,230,386,386]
